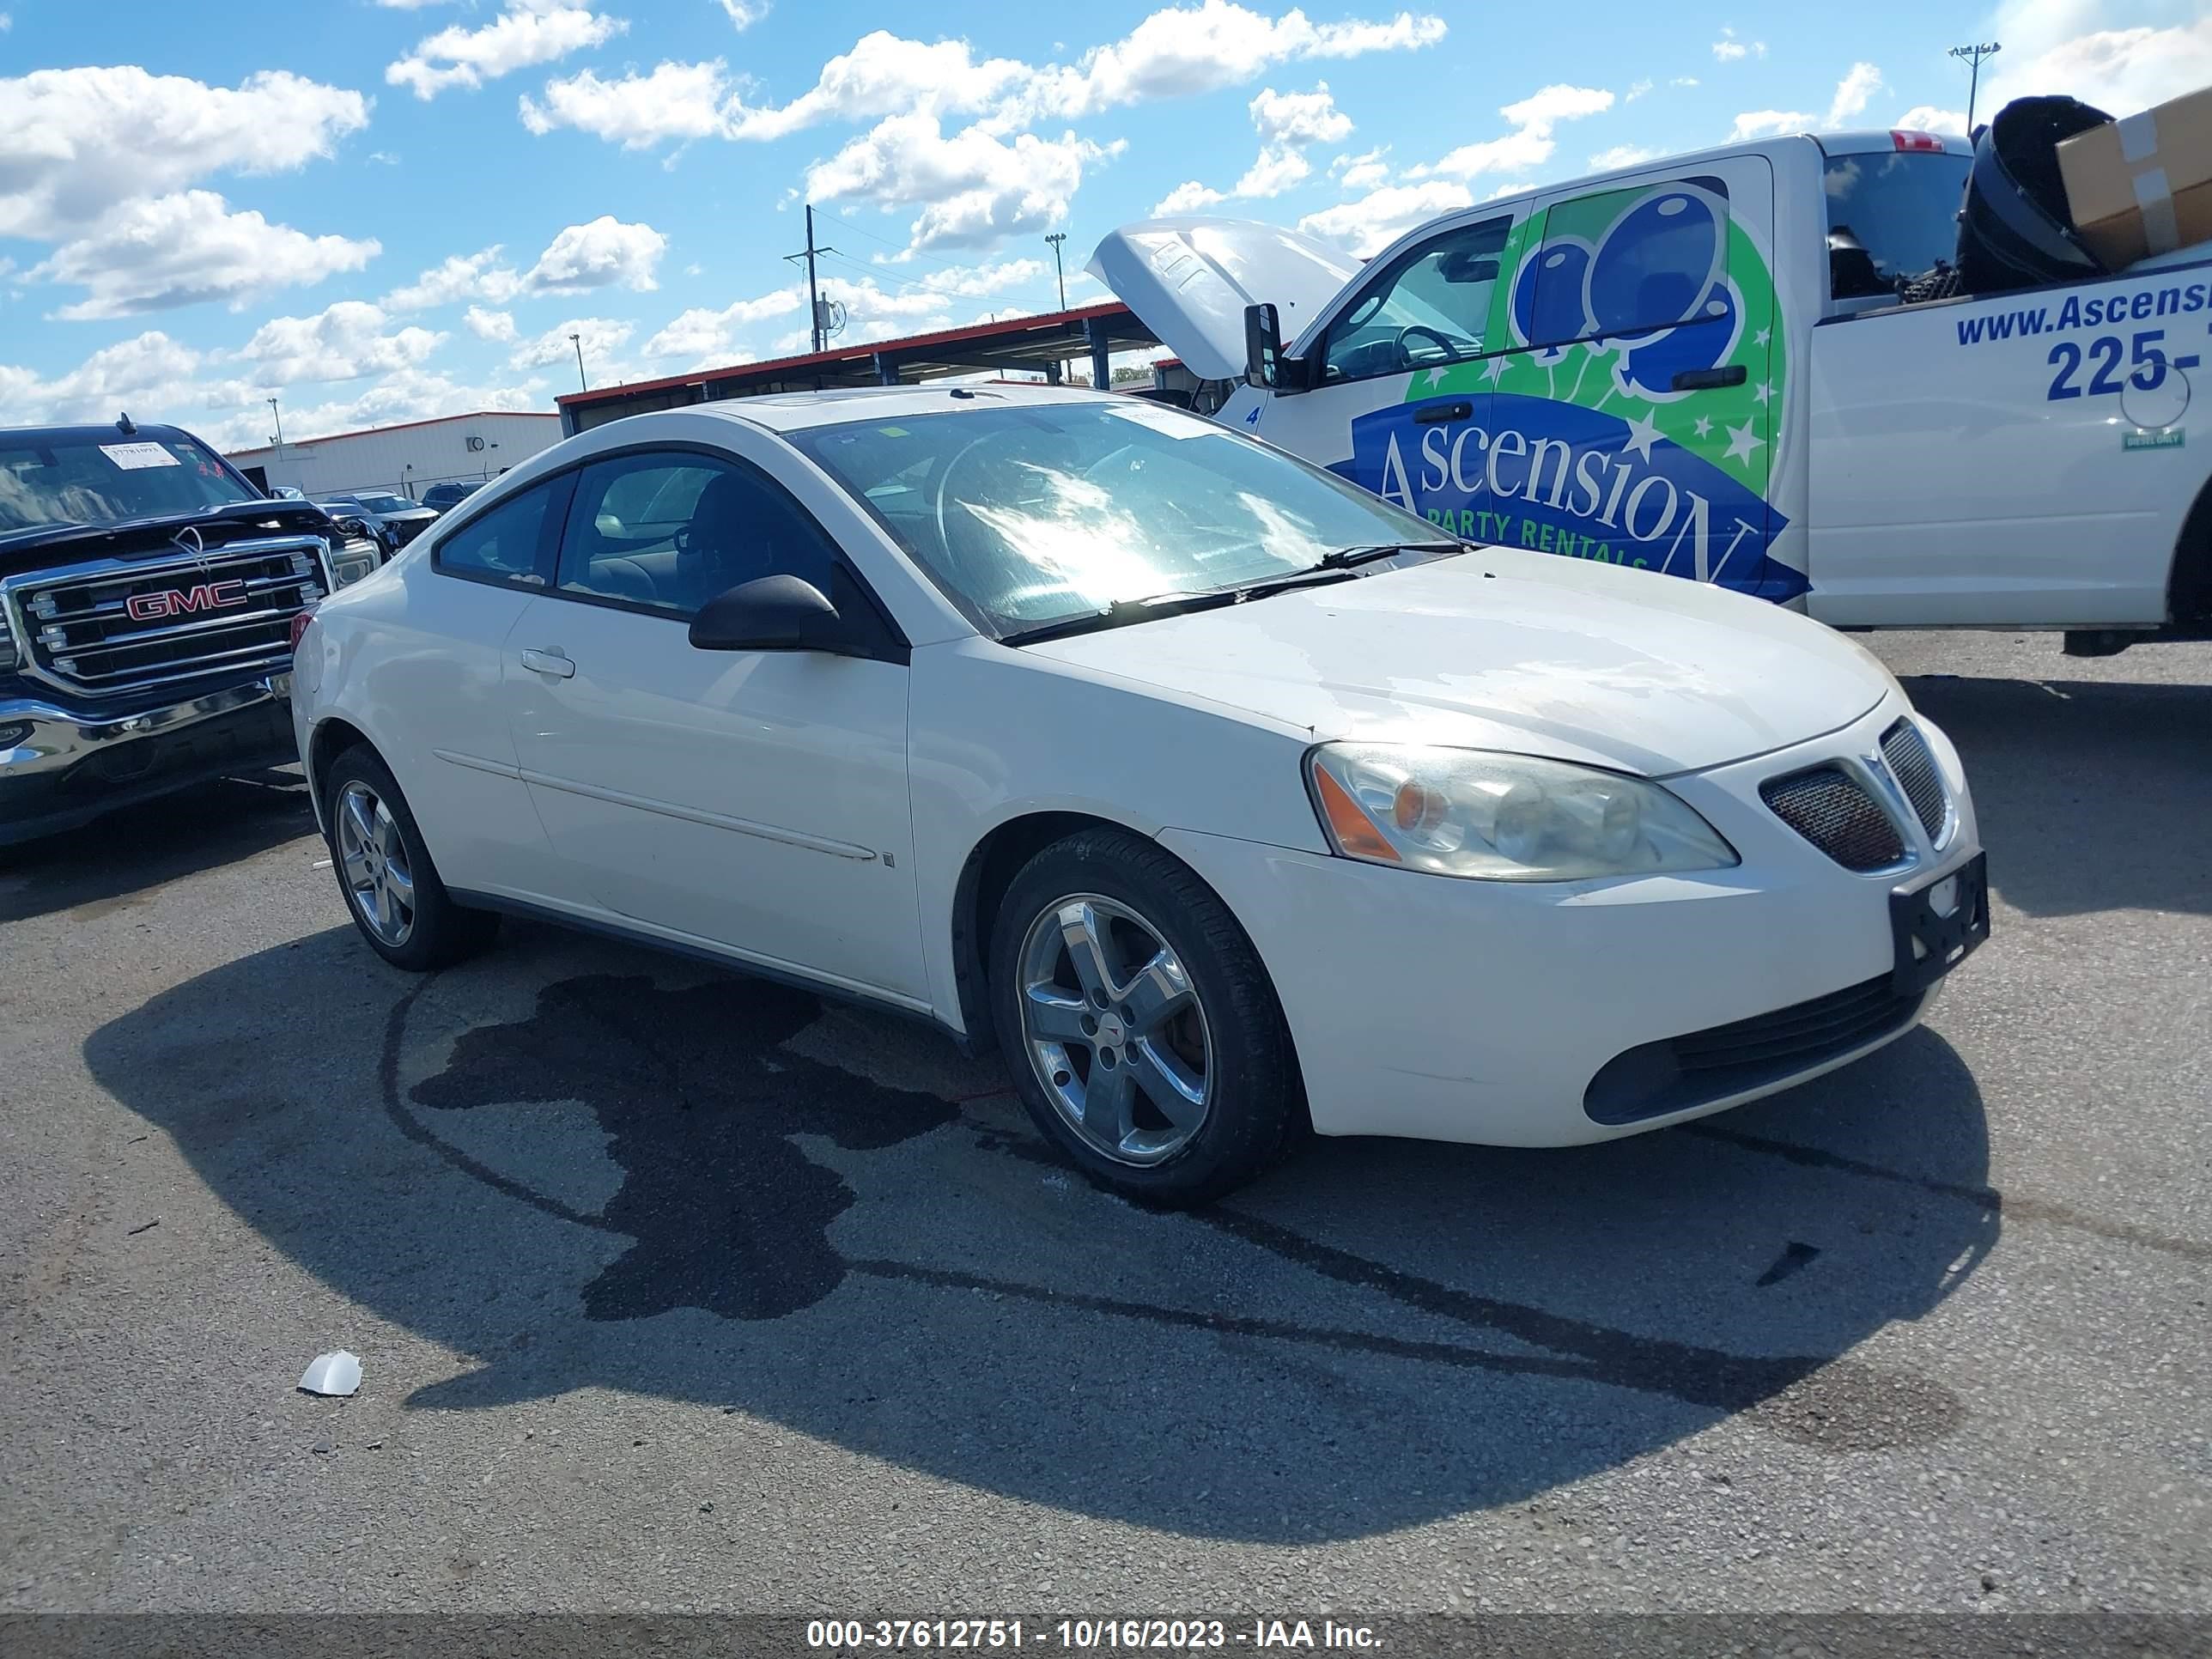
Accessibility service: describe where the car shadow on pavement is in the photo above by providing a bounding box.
[85,921,1995,1544]
[0,770,315,925]
[1900,672,2212,919]
[86,924,1999,1548]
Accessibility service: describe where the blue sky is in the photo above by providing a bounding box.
[3,0,2208,448]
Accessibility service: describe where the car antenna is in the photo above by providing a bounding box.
[116,410,137,436]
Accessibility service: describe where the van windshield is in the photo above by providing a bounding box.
[1824,150,1972,298]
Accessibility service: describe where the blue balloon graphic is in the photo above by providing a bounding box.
[1618,281,1738,398]
[1511,240,1592,349]
[1587,191,1723,340]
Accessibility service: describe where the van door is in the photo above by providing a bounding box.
[1264,209,1522,520]
[1468,156,1787,592]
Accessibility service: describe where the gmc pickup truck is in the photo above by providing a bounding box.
[1,418,382,845]
[1092,106,2212,654]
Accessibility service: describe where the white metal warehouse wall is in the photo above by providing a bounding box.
[228,411,561,501]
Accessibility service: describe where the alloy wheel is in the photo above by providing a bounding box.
[336,779,416,947]
[1016,894,1212,1165]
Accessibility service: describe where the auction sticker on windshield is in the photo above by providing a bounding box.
[100,442,180,470]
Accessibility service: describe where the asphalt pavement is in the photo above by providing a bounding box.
[0,631,2205,1615]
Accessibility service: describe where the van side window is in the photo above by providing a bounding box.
[1321,216,1510,385]
[1520,179,1733,347]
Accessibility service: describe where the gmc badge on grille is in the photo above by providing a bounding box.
[126,579,250,622]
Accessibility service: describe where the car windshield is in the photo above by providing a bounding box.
[787,398,1453,635]
[0,433,260,537]
[352,493,414,513]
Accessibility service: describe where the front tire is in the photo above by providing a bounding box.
[321,745,498,971]
[989,828,1304,1206]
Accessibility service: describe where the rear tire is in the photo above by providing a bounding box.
[321,745,498,972]
[988,827,1304,1207]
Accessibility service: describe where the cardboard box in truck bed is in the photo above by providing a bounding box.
[2057,84,2212,268]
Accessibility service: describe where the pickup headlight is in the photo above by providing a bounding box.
[1306,743,1739,881]
[329,537,381,588]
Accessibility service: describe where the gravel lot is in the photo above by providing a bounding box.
[1,631,2206,1615]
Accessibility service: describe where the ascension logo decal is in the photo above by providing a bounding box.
[1346,179,1804,600]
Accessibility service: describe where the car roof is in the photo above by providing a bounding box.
[690,381,1130,434]
[0,422,204,445]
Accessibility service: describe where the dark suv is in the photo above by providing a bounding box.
[1,418,382,845]
[419,480,483,512]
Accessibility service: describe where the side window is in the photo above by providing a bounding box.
[433,483,558,585]
[1519,178,1733,349]
[555,449,839,618]
[1322,216,1510,385]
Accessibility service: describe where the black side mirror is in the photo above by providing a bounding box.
[1243,301,1282,390]
[690,574,854,654]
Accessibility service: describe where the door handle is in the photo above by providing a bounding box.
[1671,365,1747,391]
[519,647,574,678]
[1415,400,1474,423]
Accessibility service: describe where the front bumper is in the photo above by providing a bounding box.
[0,675,297,847]
[1162,696,1982,1147]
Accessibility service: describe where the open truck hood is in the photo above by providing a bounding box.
[1087,216,1361,381]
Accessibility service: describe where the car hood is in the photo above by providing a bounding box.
[1087,216,1361,381]
[1018,552,1893,776]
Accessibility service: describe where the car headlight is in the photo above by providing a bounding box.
[329,537,381,588]
[1306,743,1739,881]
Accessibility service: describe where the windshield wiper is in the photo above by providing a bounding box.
[998,588,1241,647]
[1312,539,1468,570]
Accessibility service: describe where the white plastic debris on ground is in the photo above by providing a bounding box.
[298,1350,362,1396]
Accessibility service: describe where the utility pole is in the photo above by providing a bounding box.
[785,204,837,354]
[1045,232,1068,310]
[1948,40,2001,133]
[568,332,587,392]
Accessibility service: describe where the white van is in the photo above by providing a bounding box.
[1092,126,2212,653]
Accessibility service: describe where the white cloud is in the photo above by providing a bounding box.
[0,331,207,427]
[808,116,1115,253]
[1420,83,1613,179]
[464,305,519,341]
[1589,144,1660,169]
[1152,81,1348,213]
[520,59,741,148]
[1624,78,1653,102]
[1728,61,1887,143]
[1330,145,1390,192]
[716,0,769,27]
[232,368,550,451]
[512,316,634,369]
[0,67,369,239]
[230,301,445,386]
[0,13,15,28]
[1298,179,1474,256]
[1712,27,1765,62]
[1673,76,1700,88]
[384,246,523,311]
[30,191,380,319]
[1896,104,1967,135]
[1984,1,2212,117]
[1827,62,1884,125]
[642,289,805,360]
[522,215,667,293]
[389,1,626,100]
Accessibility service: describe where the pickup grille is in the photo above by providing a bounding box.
[12,541,326,695]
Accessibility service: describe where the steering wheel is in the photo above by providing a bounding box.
[933,431,1007,566]
[1396,325,1464,366]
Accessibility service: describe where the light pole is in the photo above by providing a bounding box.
[266,396,285,454]
[1045,232,1069,310]
[568,332,588,393]
[1948,41,2001,133]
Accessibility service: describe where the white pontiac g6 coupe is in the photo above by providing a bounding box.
[292,386,1988,1206]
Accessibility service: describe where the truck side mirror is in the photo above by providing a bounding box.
[1243,302,1282,390]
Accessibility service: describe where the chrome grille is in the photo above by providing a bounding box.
[1759,766,1905,872]
[1879,718,1946,841]
[12,540,326,694]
